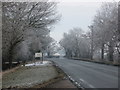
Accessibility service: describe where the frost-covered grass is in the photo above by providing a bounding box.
[2,61,58,88]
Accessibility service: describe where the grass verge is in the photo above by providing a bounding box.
[32,62,66,88]
[70,57,120,66]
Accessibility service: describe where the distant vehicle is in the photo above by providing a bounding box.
[52,53,60,58]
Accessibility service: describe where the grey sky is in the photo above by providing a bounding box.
[50,0,118,42]
[50,1,102,42]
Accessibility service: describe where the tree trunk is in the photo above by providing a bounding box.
[91,46,93,60]
[8,43,16,69]
[47,52,50,57]
[101,43,104,61]
[118,52,120,63]
[41,53,43,64]
[91,27,94,60]
[74,50,78,58]
[8,48,13,69]
[66,49,70,58]
[116,45,120,63]
[108,42,114,62]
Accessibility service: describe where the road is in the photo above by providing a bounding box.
[47,57,119,89]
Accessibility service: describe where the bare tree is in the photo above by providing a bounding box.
[60,28,90,59]
[2,1,59,68]
[90,2,119,62]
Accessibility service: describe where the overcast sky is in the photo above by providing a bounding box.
[50,0,118,42]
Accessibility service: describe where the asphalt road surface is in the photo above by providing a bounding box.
[47,57,119,89]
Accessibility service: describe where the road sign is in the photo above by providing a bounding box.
[35,53,42,57]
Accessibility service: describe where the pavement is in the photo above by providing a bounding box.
[46,79,77,88]
[46,57,119,89]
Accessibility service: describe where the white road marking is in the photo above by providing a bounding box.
[79,78,95,88]
[67,75,82,88]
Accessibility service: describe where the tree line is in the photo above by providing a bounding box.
[60,2,120,63]
[2,1,59,70]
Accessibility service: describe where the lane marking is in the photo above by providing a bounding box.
[68,75,83,88]
[79,78,95,88]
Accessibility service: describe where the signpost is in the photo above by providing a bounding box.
[35,53,43,64]
[35,53,42,58]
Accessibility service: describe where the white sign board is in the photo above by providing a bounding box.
[35,53,42,57]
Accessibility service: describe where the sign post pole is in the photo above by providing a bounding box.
[42,53,43,64]
[35,53,42,64]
